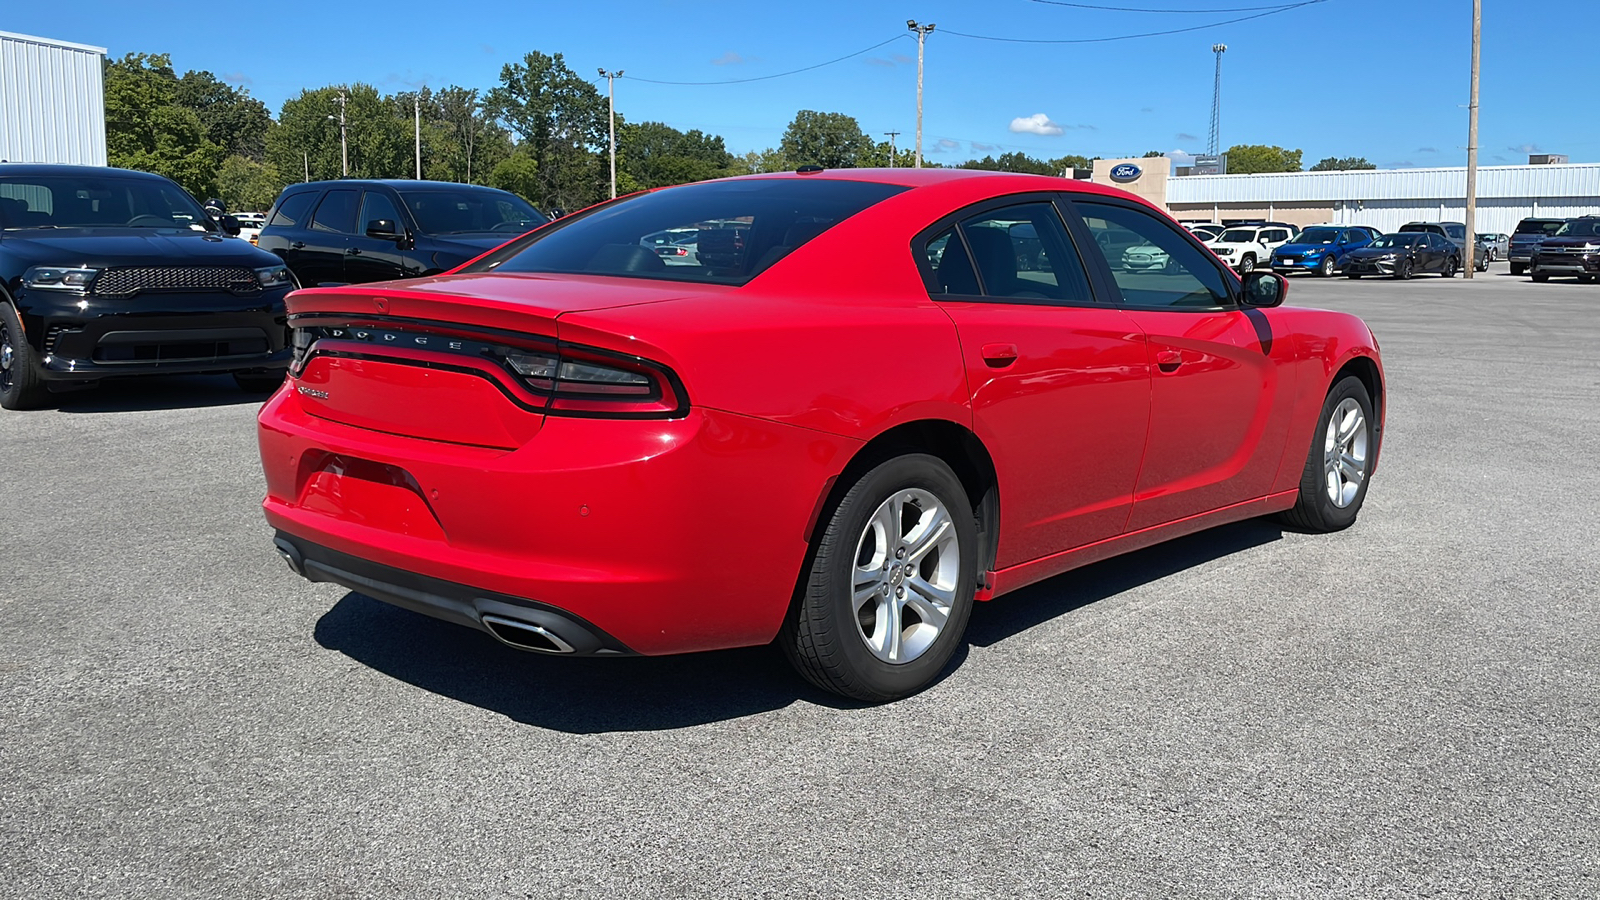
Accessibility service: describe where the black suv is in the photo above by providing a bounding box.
[256,180,546,286]
[0,164,295,410]
[1508,217,1569,276]
[1529,216,1600,283]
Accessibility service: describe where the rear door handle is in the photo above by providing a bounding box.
[289,241,305,250]
[1155,349,1183,373]
[346,247,362,256]
[981,343,1019,367]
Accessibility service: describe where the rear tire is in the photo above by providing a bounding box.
[1441,256,1458,278]
[0,303,52,411]
[234,371,286,393]
[781,454,978,703]
[1277,375,1375,533]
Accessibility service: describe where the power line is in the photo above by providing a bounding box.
[626,35,910,86]
[942,0,1329,43]
[1027,0,1310,12]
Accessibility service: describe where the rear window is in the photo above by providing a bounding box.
[464,178,908,286]
[1515,219,1566,235]
[268,191,318,228]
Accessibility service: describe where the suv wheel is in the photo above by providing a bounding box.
[0,304,51,410]
[1510,262,1526,276]
[1238,255,1256,275]
[1319,256,1336,277]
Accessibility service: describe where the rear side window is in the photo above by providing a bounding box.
[924,229,980,295]
[953,202,1092,303]
[463,178,907,286]
[310,189,359,233]
[268,192,317,228]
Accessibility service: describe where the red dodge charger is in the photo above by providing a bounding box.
[259,169,1383,701]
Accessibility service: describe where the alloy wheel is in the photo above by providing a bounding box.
[1320,256,1336,277]
[0,319,14,393]
[851,488,961,664]
[1323,398,1369,509]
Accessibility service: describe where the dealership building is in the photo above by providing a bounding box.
[0,31,108,167]
[1091,156,1600,235]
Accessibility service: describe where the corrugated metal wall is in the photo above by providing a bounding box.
[0,31,107,166]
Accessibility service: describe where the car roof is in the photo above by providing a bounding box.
[285,179,520,191]
[0,163,175,182]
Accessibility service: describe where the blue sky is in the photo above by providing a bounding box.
[9,0,1597,169]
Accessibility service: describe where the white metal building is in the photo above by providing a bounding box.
[1165,164,1600,234]
[0,31,107,167]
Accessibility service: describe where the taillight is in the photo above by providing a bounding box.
[289,320,686,418]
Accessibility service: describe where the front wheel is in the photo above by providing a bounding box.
[1395,259,1414,280]
[0,303,52,410]
[1510,262,1526,276]
[1277,375,1375,533]
[1531,270,1550,283]
[1319,255,1337,277]
[781,454,978,702]
[1237,255,1256,275]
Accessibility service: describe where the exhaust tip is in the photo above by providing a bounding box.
[481,614,576,654]
[273,538,306,578]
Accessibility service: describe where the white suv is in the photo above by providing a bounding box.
[1207,225,1295,274]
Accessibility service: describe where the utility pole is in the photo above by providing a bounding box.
[303,151,309,183]
[331,89,349,177]
[599,68,623,198]
[1464,0,1481,278]
[883,131,901,167]
[907,21,935,168]
[1208,44,1226,157]
[414,91,422,180]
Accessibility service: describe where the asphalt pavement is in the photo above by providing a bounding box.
[2,264,1596,898]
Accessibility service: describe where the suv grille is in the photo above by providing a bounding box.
[93,266,261,298]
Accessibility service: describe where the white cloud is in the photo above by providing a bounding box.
[1166,149,1195,166]
[1008,114,1064,136]
[931,139,961,154]
[711,51,747,66]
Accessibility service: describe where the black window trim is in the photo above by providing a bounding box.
[910,191,1106,309]
[1057,194,1242,313]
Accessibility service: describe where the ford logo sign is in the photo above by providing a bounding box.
[1110,163,1142,182]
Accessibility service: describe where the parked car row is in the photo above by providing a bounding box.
[1166,219,1492,280]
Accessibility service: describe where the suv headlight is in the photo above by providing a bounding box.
[255,264,295,289]
[23,266,99,292]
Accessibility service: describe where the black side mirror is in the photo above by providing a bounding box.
[1240,270,1287,308]
[366,218,402,239]
[219,214,241,236]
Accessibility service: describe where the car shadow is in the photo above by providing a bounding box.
[313,519,1284,733]
[53,374,271,413]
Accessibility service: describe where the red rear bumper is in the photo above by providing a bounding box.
[258,388,858,655]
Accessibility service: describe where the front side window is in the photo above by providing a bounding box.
[952,202,1091,303]
[1217,228,1258,243]
[1074,201,1232,310]
[464,178,907,286]
[359,191,404,232]
[311,189,359,233]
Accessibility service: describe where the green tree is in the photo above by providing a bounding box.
[488,152,541,204]
[960,151,1054,175]
[1048,154,1095,174]
[267,84,407,183]
[103,53,225,197]
[1309,156,1376,172]
[728,148,790,175]
[430,86,512,184]
[1224,144,1304,174]
[1142,150,1166,158]
[857,140,916,168]
[619,121,731,188]
[174,70,271,161]
[485,51,608,210]
[216,154,286,211]
[778,110,873,169]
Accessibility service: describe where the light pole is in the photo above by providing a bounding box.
[599,68,623,199]
[414,90,422,180]
[884,131,900,168]
[1464,0,1481,278]
[329,89,349,177]
[907,20,935,168]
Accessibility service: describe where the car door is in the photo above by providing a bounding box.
[1425,233,1449,271]
[259,189,322,279]
[1066,198,1299,531]
[921,198,1151,567]
[343,188,419,284]
[297,189,360,286]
